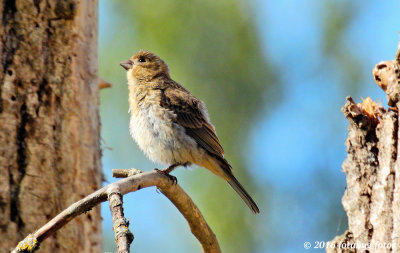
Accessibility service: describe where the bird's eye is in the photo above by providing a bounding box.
[138,57,146,63]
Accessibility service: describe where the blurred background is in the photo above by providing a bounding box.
[98,0,399,252]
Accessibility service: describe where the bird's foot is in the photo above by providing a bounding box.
[154,168,177,185]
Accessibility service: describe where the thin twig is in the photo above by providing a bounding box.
[112,168,142,178]
[99,78,112,89]
[108,186,133,253]
[113,169,221,253]
[12,170,220,253]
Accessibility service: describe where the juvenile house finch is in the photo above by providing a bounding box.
[120,50,260,214]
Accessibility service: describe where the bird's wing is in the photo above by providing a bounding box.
[160,86,225,157]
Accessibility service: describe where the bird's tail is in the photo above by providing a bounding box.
[227,174,260,214]
[213,156,260,214]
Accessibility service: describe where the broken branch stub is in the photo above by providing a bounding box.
[372,44,400,106]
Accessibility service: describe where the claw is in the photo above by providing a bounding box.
[154,168,178,185]
[170,175,177,185]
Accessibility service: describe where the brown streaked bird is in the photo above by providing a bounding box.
[120,50,260,214]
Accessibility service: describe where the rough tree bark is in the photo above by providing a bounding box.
[0,1,102,252]
[328,44,400,252]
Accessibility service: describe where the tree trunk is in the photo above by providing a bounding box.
[328,46,400,252]
[0,0,102,252]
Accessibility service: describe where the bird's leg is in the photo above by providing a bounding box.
[163,164,180,174]
[154,163,181,184]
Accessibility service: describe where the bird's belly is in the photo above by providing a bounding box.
[129,105,204,165]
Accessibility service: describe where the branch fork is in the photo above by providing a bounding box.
[12,168,221,253]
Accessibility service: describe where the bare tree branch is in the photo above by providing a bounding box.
[108,185,133,253]
[12,170,221,253]
[113,168,143,178]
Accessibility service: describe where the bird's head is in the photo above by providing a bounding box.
[120,50,170,83]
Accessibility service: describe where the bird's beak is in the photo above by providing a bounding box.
[120,60,134,70]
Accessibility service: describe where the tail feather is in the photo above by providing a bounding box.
[227,174,260,214]
[212,155,260,214]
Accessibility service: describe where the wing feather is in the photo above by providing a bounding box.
[160,87,224,157]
